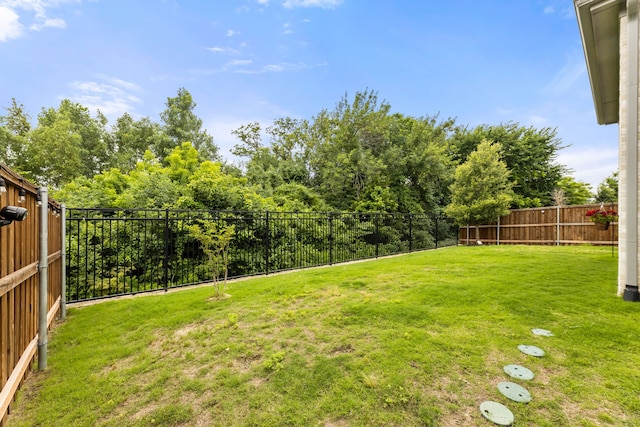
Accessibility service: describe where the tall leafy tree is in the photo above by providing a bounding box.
[445,140,513,238]
[556,176,593,205]
[231,119,311,195]
[452,123,565,207]
[26,116,84,187]
[595,171,618,203]
[386,113,456,213]
[306,89,391,211]
[0,98,31,173]
[23,99,110,186]
[159,88,218,162]
[107,113,165,173]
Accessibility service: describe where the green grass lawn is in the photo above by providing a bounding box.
[7,245,640,427]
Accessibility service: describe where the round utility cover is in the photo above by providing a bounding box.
[503,364,534,380]
[498,381,532,403]
[479,401,514,426]
[531,328,553,337]
[518,344,545,357]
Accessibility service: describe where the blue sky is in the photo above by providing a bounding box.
[0,0,619,190]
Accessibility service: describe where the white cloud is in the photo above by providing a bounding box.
[282,0,342,8]
[196,60,307,75]
[206,46,241,55]
[0,0,75,40]
[527,114,549,126]
[67,76,142,119]
[544,56,585,95]
[283,22,293,34]
[232,62,306,74]
[227,59,253,66]
[0,6,23,41]
[30,16,65,30]
[542,1,574,19]
[226,29,239,37]
[558,146,618,189]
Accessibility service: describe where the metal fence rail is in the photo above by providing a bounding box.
[66,209,457,302]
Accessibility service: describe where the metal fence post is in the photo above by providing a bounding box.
[409,214,413,252]
[38,187,48,371]
[265,211,270,275]
[61,204,66,320]
[329,213,334,265]
[163,208,169,291]
[375,213,379,258]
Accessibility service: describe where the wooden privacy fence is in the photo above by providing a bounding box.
[0,164,63,426]
[459,203,618,246]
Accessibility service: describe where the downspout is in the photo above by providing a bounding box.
[625,0,640,300]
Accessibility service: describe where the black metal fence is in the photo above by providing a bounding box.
[65,209,457,302]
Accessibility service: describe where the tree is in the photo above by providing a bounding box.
[21,99,110,186]
[231,120,311,195]
[445,140,513,242]
[25,116,84,187]
[42,100,110,176]
[555,176,593,205]
[107,113,165,173]
[595,171,618,203]
[186,221,235,297]
[451,123,566,207]
[386,113,456,213]
[306,90,391,211]
[159,88,218,162]
[0,98,31,173]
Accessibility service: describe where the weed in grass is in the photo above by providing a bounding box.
[361,372,382,388]
[262,351,286,372]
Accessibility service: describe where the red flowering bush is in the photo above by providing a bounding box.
[586,209,618,224]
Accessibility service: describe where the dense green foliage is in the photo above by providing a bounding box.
[1,88,612,216]
[595,171,618,203]
[65,209,452,301]
[9,246,636,426]
[2,89,617,299]
[445,140,513,226]
[555,176,593,206]
[450,123,567,208]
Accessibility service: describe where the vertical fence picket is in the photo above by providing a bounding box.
[457,203,618,246]
[62,208,458,302]
[0,165,62,425]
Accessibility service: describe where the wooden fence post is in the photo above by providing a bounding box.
[556,206,560,246]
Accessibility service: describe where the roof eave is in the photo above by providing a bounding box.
[574,0,623,125]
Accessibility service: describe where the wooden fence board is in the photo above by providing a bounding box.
[459,203,618,246]
[0,164,62,426]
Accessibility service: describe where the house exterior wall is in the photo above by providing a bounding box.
[619,9,628,294]
[618,3,640,296]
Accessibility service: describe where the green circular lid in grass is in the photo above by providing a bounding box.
[518,344,545,357]
[479,401,514,426]
[531,328,554,337]
[503,364,534,380]
[498,381,532,403]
